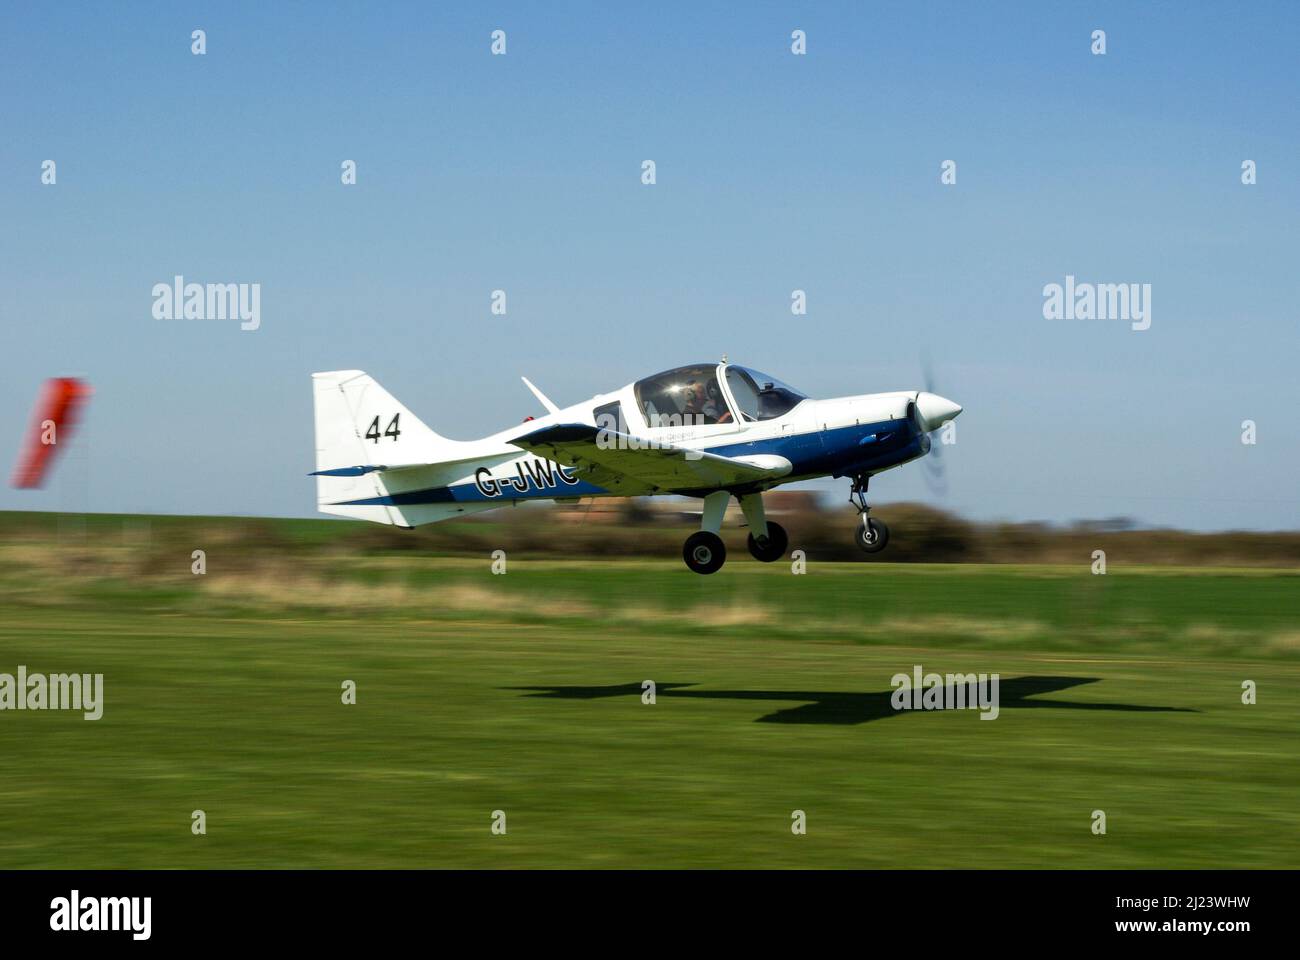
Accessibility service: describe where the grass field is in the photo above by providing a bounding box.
[0,514,1297,868]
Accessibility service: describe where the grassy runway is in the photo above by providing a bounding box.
[1,544,1297,868]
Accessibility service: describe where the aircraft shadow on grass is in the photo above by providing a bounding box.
[508,676,1198,725]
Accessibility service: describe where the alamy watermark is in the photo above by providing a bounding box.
[0,665,103,720]
[890,664,1000,720]
[1042,275,1150,331]
[50,891,150,940]
[152,275,261,331]
[596,410,705,460]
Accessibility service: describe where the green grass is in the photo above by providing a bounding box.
[0,547,1297,868]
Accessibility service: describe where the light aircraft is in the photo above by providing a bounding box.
[310,362,962,574]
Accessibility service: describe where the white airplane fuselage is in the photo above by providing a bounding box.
[311,363,961,529]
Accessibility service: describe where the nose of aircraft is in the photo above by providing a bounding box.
[915,392,962,432]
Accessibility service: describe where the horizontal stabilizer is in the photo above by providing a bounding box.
[310,461,447,477]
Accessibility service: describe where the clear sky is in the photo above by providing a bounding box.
[2,1,1296,530]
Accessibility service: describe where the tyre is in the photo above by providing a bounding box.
[683,531,727,574]
[746,521,789,562]
[855,517,890,554]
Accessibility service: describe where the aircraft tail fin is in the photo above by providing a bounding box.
[311,370,463,525]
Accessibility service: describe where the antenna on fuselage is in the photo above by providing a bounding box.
[520,376,561,415]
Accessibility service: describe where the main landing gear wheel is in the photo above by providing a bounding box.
[856,516,890,554]
[683,531,726,574]
[746,521,788,563]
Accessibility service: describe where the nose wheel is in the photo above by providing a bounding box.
[856,515,890,553]
[850,475,890,555]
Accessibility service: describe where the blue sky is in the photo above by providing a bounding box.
[2,1,1296,529]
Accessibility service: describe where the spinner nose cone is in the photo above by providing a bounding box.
[915,392,962,432]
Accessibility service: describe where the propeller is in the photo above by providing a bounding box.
[917,357,951,497]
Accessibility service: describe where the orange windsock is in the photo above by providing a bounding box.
[11,378,93,489]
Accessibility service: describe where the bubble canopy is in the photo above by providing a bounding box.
[633,363,730,426]
[632,363,808,427]
[722,365,808,422]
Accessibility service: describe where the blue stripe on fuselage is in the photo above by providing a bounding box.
[706,417,917,477]
[330,473,607,507]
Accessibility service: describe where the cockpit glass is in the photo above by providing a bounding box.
[724,366,808,421]
[633,364,734,427]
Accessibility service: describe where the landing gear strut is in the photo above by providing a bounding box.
[739,492,788,563]
[683,490,731,574]
[680,491,789,573]
[850,474,890,554]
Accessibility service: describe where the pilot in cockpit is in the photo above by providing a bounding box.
[681,377,731,424]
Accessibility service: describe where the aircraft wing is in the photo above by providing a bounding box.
[509,423,791,495]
